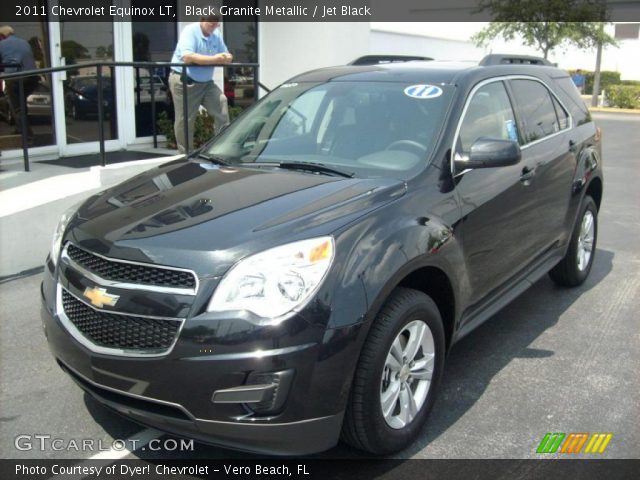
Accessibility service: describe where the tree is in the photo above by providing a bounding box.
[472,1,616,59]
[61,40,89,64]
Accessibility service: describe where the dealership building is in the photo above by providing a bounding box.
[0,0,638,163]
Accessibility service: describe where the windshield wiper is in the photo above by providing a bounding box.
[277,161,354,178]
[196,152,230,166]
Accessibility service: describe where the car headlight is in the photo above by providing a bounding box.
[50,204,78,266]
[207,237,335,321]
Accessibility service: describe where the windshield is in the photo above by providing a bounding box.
[74,78,96,88]
[206,81,454,179]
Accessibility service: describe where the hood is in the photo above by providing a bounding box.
[66,159,406,276]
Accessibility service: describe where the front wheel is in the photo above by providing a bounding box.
[549,195,598,286]
[341,288,445,454]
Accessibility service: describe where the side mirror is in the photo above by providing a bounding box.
[455,138,521,171]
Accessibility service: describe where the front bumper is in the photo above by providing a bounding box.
[41,263,356,455]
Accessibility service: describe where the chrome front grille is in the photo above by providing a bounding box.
[61,289,182,353]
[66,243,197,291]
[57,243,193,357]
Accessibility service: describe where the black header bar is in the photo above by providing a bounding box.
[1,0,639,22]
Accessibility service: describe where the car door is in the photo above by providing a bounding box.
[507,78,576,252]
[453,79,541,306]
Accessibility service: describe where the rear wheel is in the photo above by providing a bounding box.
[342,287,445,454]
[549,195,598,286]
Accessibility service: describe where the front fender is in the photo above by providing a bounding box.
[331,187,465,336]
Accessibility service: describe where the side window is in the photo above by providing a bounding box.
[551,95,570,131]
[554,77,591,126]
[510,79,561,143]
[457,81,518,155]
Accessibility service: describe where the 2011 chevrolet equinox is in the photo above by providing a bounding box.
[41,55,603,455]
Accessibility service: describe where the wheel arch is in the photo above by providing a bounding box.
[362,262,457,353]
[586,176,603,211]
[397,266,456,351]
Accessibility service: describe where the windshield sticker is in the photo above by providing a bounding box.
[280,83,298,88]
[404,84,443,99]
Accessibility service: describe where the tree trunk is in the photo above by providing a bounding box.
[592,25,604,107]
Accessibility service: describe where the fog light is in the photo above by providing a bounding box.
[245,369,294,415]
[211,369,294,415]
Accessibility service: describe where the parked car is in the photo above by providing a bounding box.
[0,78,52,124]
[64,75,113,120]
[42,54,602,455]
[134,75,169,106]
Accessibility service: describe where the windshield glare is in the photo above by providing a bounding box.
[207,81,453,179]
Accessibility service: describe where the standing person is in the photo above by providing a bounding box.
[571,69,586,94]
[0,25,39,142]
[169,15,233,153]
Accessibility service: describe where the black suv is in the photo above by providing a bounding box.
[42,55,602,455]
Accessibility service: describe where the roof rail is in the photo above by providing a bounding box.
[479,54,553,66]
[348,55,433,66]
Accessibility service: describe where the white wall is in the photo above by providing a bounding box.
[259,23,371,91]
[370,29,484,62]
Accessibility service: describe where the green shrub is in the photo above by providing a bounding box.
[157,110,175,147]
[570,70,623,95]
[606,85,640,109]
[586,71,621,95]
[229,106,243,121]
[157,105,246,150]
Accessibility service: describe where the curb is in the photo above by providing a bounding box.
[589,107,640,115]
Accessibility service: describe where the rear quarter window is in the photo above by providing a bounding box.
[552,76,592,126]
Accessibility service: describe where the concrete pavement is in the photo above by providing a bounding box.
[0,151,180,278]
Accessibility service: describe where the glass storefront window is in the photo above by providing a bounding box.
[0,18,55,150]
[224,18,258,110]
[132,14,177,138]
[60,21,117,144]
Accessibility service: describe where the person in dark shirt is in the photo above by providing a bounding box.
[0,25,40,141]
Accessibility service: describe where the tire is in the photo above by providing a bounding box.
[341,287,445,454]
[549,195,598,287]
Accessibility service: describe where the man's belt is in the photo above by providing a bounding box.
[170,71,211,84]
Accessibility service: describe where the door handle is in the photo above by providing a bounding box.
[520,166,536,183]
[569,140,577,153]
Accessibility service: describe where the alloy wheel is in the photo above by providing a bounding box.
[577,210,595,271]
[380,320,435,429]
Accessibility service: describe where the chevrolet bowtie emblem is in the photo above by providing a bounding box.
[83,287,120,308]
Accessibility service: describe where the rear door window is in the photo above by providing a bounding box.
[509,79,562,143]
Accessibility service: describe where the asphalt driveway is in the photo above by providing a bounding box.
[1,112,638,461]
